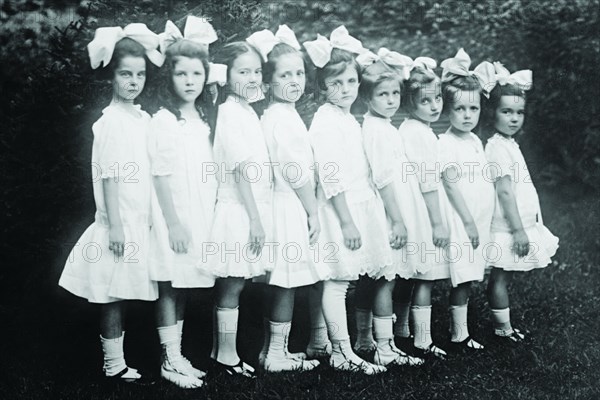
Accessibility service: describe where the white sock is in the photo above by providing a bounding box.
[393,302,411,338]
[177,320,184,335]
[373,315,394,344]
[100,333,128,376]
[322,280,351,342]
[449,304,469,342]
[157,324,181,362]
[267,321,291,360]
[491,308,513,336]
[411,305,433,349]
[215,306,240,366]
[355,308,375,348]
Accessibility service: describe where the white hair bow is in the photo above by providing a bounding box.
[246,25,301,62]
[87,23,163,69]
[356,47,414,79]
[411,56,437,71]
[159,16,218,54]
[207,63,227,86]
[493,62,533,90]
[440,48,497,97]
[303,25,366,68]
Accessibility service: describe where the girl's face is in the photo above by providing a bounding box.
[228,50,263,102]
[495,95,525,136]
[410,81,443,124]
[171,56,206,106]
[113,56,146,103]
[269,53,305,104]
[448,90,481,134]
[324,64,359,113]
[368,78,401,118]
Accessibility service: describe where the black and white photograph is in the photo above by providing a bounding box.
[1,0,599,398]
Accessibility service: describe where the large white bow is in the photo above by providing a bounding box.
[246,25,301,62]
[87,23,163,69]
[441,48,497,96]
[356,47,414,79]
[411,56,437,71]
[207,63,227,86]
[303,25,366,68]
[493,62,533,90]
[159,16,218,54]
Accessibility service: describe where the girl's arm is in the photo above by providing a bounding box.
[293,183,320,245]
[422,190,449,248]
[442,168,479,248]
[236,161,265,255]
[330,192,361,250]
[495,175,529,257]
[378,184,408,249]
[153,176,189,253]
[103,179,125,257]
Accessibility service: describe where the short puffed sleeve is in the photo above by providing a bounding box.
[272,118,313,190]
[401,123,440,193]
[309,111,348,198]
[93,112,132,180]
[362,121,396,189]
[215,104,255,171]
[485,137,516,182]
[148,109,178,176]
[437,133,459,173]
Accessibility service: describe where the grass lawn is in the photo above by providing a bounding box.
[1,180,598,400]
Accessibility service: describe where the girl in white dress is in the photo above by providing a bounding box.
[148,17,218,388]
[397,58,451,359]
[207,40,271,379]
[357,48,425,367]
[247,25,327,372]
[58,25,162,383]
[483,63,558,343]
[303,26,391,375]
[438,49,496,350]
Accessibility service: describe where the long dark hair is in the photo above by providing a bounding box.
[155,39,216,137]
[481,83,527,142]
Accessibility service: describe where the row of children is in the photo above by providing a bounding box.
[59,17,558,388]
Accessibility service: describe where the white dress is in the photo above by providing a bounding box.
[209,97,273,278]
[398,118,451,281]
[147,109,217,288]
[59,104,158,303]
[438,130,495,286]
[484,134,558,271]
[261,103,329,288]
[309,103,392,281]
[362,113,433,279]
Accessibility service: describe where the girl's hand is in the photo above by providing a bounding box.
[512,229,530,257]
[432,224,449,248]
[341,222,361,250]
[390,221,408,249]
[307,214,321,246]
[168,223,190,254]
[464,222,480,249]
[108,225,125,257]
[249,218,265,256]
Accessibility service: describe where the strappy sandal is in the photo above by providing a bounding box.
[414,343,447,360]
[104,367,155,386]
[449,336,485,351]
[213,359,257,379]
